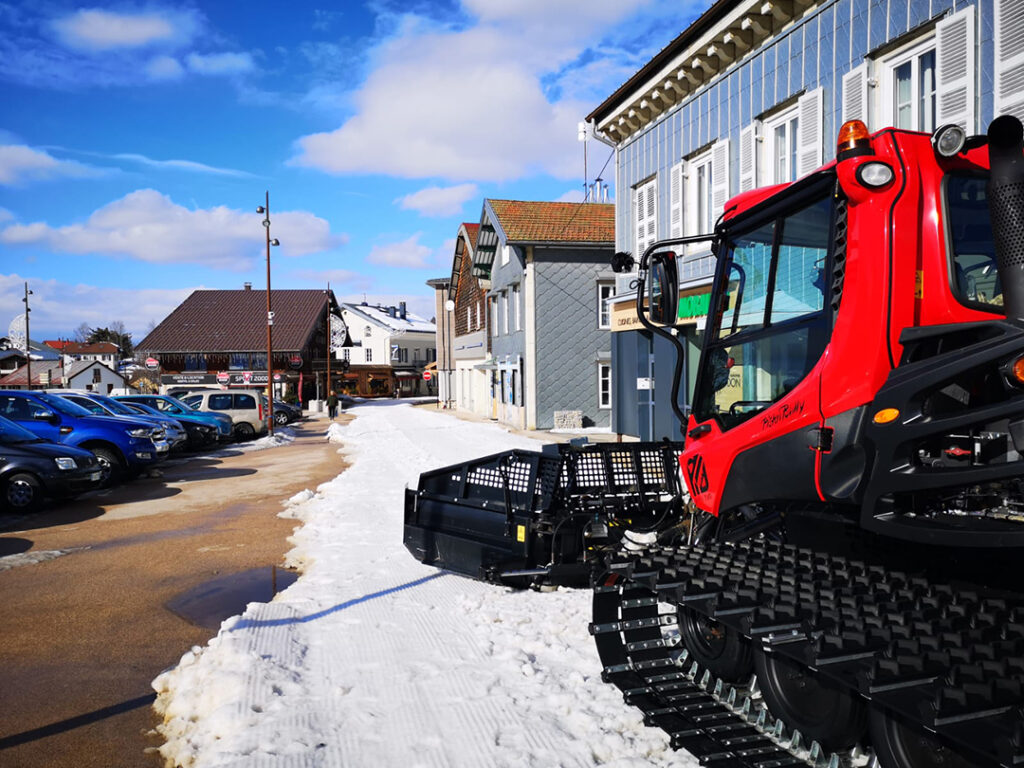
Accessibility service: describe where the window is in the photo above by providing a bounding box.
[597,282,615,328]
[634,177,657,256]
[511,285,521,331]
[501,291,509,334]
[694,178,834,431]
[882,37,936,132]
[472,302,479,330]
[598,363,611,409]
[364,325,372,337]
[763,106,799,185]
[686,149,715,236]
[402,348,409,363]
[342,348,350,361]
[491,297,498,337]
[947,174,1002,310]
[365,348,373,363]
[502,244,511,266]
[209,394,233,410]
[92,368,102,384]
[235,394,256,409]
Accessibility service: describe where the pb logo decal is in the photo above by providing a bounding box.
[686,455,709,495]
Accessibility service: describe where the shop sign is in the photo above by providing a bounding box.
[145,357,160,369]
[216,371,230,384]
[288,354,303,370]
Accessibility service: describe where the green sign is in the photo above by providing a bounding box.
[678,292,710,319]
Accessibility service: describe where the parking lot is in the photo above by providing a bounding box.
[0,414,351,768]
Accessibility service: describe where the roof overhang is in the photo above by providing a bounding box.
[472,224,498,279]
[587,0,822,145]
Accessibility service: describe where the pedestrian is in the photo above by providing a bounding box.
[327,390,339,421]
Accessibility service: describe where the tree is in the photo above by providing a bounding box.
[73,322,92,342]
[88,324,134,359]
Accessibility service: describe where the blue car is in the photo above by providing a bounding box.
[118,400,218,450]
[55,392,189,451]
[115,394,234,442]
[0,390,168,486]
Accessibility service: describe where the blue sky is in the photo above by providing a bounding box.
[0,0,704,344]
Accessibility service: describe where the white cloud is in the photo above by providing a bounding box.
[186,52,255,76]
[366,233,433,269]
[0,273,196,342]
[0,208,14,223]
[112,152,252,177]
[146,55,185,81]
[397,184,478,217]
[556,188,585,203]
[291,2,655,183]
[0,145,100,185]
[52,9,187,52]
[0,189,346,270]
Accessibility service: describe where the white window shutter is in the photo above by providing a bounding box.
[797,88,824,177]
[646,177,656,249]
[669,161,684,238]
[634,183,645,256]
[936,6,976,133]
[841,63,870,126]
[995,0,1024,122]
[634,178,657,255]
[711,139,731,218]
[739,123,758,192]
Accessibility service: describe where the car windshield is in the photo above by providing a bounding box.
[0,414,43,444]
[160,397,194,414]
[125,402,161,416]
[92,395,137,416]
[36,392,91,416]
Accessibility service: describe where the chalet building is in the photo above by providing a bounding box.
[587,0,1016,440]
[337,302,437,397]
[457,199,616,431]
[44,341,119,370]
[136,287,346,404]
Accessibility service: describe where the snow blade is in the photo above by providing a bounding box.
[403,441,685,587]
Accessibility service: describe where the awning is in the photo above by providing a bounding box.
[395,371,420,378]
[473,360,499,371]
[472,224,497,278]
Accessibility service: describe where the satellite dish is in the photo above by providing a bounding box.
[8,315,26,354]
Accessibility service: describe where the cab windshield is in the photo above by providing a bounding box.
[947,174,1002,310]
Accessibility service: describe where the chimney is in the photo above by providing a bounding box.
[399,301,407,320]
[389,307,397,318]
[244,282,252,291]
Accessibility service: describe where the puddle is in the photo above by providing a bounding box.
[165,566,298,629]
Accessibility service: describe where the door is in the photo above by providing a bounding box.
[0,394,64,443]
[682,178,835,514]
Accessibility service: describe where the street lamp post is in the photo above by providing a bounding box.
[257,192,280,435]
[22,283,32,390]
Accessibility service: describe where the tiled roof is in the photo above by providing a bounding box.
[57,342,119,356]
[0,361,64,387]
[463,222,480,249]
[137,289,334,353]
[487,200,614,244]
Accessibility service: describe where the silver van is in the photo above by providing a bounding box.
[181,389,269,439]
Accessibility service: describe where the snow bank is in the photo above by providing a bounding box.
[153,401,689,767]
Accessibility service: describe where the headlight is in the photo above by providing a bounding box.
[855,161,894,187]
[127,428,153,438]
[54,457,78,470]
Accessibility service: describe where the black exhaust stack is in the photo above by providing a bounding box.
[988,115,1024,320]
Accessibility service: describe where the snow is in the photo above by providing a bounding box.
[153,401,695,768]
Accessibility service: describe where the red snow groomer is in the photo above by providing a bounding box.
[406,116,1024,768]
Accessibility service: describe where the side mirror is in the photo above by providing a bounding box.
[32,409,58,424]
[648,251,679,325]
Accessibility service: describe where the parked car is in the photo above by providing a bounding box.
[118,401,218,450]
[0,414,103,512]
[115,395,234,443]
[272,399,302,425]
[180,389,269,439]
[0,390,168,487]
[54,392,188,451]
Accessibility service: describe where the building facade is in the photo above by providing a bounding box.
[588,0,1016,439]
[446,222,492,418]
[467,199,616,430]
[136,287,346,405]
[338,302,436,397]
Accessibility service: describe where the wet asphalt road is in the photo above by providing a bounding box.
[0,416,350,768]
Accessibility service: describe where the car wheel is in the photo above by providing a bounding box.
[234,422,256,440]
[5,472,42,512]
[91,446,123,487]
[274,411,289,425]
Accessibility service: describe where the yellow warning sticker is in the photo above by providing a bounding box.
[915,270,924,299]
[516,525,526,543]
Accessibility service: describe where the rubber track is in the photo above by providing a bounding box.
[590,539,1024,767]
